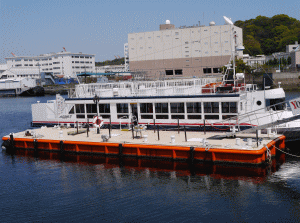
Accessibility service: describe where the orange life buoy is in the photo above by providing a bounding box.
[93,116,103,128]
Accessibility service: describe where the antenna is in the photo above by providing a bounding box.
[223,16,233,25]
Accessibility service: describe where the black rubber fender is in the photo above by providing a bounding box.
[1,140,11,150]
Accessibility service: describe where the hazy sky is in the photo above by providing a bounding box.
[1,0,299,63]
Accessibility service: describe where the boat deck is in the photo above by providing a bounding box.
[2,126,286,165]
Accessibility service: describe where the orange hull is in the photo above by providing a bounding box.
[2,135,285,165]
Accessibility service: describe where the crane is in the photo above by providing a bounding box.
[63,47,66,52]
[11,52,16,57]
[117,55,121,58]
[114,55,117,59]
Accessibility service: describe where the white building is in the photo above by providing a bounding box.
[3,51,95,78]
[127,18,243,78]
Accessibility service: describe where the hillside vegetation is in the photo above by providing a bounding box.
[234,14,300,56]
[96,57,125,66]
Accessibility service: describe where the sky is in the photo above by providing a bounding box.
[1,0,299,63]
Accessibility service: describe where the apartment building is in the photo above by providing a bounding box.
[4,51,95,78]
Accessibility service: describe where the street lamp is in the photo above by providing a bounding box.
[93,94,100,117]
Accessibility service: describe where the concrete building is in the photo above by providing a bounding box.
[286,41,300,53]
[4,51,95,78]
[127,19,243,78]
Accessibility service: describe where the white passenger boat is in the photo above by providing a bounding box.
[31,68,300,140]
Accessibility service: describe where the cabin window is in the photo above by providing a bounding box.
[117,103,128,113]
[155,103,168,119]
[171,103,184,119]
[140,103,153,113]
[187,102,201,113]
[155,103,168,113]
[99,104,110,113]
[204,102,219,113]
[222,115,237,120]
[221,102,237,113]
[171,103,184,113]
[140,103,153,119]
[188,115,202,119]
[69,106,74,114]
[75,104,85,113]
[205,115,219,120]
[265,98,286,110]
[86,104,97,113]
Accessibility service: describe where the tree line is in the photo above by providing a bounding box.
[235,14,300,56]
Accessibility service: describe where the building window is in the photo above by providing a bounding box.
[203,68,212,74]
[140,47,143,49]
[213,68,220,73]
[175,32,179,35]
[185,41,189,44]
[175,69,182,75]
[148,37,151,39]
[148,47,152,49]
[165,70,173,75]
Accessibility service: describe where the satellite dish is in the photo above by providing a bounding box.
[223,16,233,25]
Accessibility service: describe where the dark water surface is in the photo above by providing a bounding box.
[1,95,300,223]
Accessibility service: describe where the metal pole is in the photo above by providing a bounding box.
[153,119,156,133]
[76,121,78,134]
[87,118,89,137]
[184,125,187,142]
[256,130,258,147]
[157,125,160,141]
[204,119,206,135]
[178,119,180,134]
[109,117,111,138]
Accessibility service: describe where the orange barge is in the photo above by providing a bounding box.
[1,127,286,166]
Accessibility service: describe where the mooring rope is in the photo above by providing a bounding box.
[274,145,300,158]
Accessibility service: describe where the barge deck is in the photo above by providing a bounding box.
[2,126,285,165]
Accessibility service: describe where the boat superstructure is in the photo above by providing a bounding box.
[31,74,300,135]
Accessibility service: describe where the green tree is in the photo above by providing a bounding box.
[244,35,262,55]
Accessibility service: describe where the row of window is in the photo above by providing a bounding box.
[72,66,93,69]
[72,61,93,64]
[131,30,230,41]
[72,102,238,119]
[71,56,93,59]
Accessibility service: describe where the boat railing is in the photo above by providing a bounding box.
[217,99,291,135]
[72,78,219,98]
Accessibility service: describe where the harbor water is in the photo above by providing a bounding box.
[1,94,300,222]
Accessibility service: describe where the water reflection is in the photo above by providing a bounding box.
[5,150,286,185]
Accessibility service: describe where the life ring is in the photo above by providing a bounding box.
[93,116,103,128]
